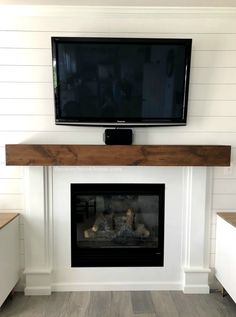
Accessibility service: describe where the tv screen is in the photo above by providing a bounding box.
[51,37,192,126]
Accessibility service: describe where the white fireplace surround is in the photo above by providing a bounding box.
[23,166,211,295]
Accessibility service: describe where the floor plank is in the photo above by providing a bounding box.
[19,295,49,317]
[0,292,29,317]
[171,291,236,317]
[43,292,71,317]
[67,292,91,317]
[84,291,112,317]
[207,292,236,317]
[110,291,133,317]
[131,291,155,314]
[151,291,179,317]
[171,292,200,317]
[131,313,159,317]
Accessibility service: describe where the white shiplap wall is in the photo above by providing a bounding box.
[0,6,236,271]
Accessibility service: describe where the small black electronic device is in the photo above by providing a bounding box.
[104,129,133,145]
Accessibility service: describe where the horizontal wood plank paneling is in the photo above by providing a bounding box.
[1,82,236,100]
[1,116,236,133]
[2,65,236,85]
[191,68,236,84]
[189,84,236,100]
[0,165,23,178]
[0,132,236,148]
[188,100,236,117]
[213,194,236,209]
[0,31,52,48]
[1,48,236,69]
[0,179,23,193]
[214,167,236,179]
[0,130,104,145]
[1,99,236,117]
[0,83,53,98]
[0,66,53,83]
[1,12,236,34]
[0,99,54,115]
[213,179,236,194]
[0,194,24,209]
[0,48,51,65]
[192,51,236,68]
[0,6,236,270]
[1,32,236,50]
[0,146,5,164]
[5,144,231,166]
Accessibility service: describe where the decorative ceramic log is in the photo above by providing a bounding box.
[84,208,150,242]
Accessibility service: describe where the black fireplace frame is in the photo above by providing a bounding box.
[71,183,165,267]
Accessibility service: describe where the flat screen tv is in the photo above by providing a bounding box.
[51,37,192,126]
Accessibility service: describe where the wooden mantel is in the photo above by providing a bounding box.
[5,144,231,166]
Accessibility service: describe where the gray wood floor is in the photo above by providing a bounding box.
[0,291,236,317]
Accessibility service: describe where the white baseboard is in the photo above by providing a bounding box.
[51,282,182,292]
[183,285,210,294]
[23,282,210,294]
[24,286,51,296]
[183,268,210,294]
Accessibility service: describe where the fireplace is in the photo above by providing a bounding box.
[71,183,165,267]
[23,166,211,294]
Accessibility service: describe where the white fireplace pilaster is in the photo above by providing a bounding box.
[23,166,211,295]
[24,166,53,295]
[182,167,211,293]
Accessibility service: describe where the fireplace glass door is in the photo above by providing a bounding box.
[71,183,164,267]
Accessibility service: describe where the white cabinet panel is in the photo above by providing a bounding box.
[215,214,236,303]
[0,216,20,307]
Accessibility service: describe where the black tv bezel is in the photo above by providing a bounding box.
[51,37,192,127]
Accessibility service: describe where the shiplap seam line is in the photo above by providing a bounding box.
[1,30,236,35]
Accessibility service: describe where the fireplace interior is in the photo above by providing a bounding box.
[71,183,165,267]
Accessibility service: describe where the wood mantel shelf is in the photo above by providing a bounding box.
[5,144,231,166]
